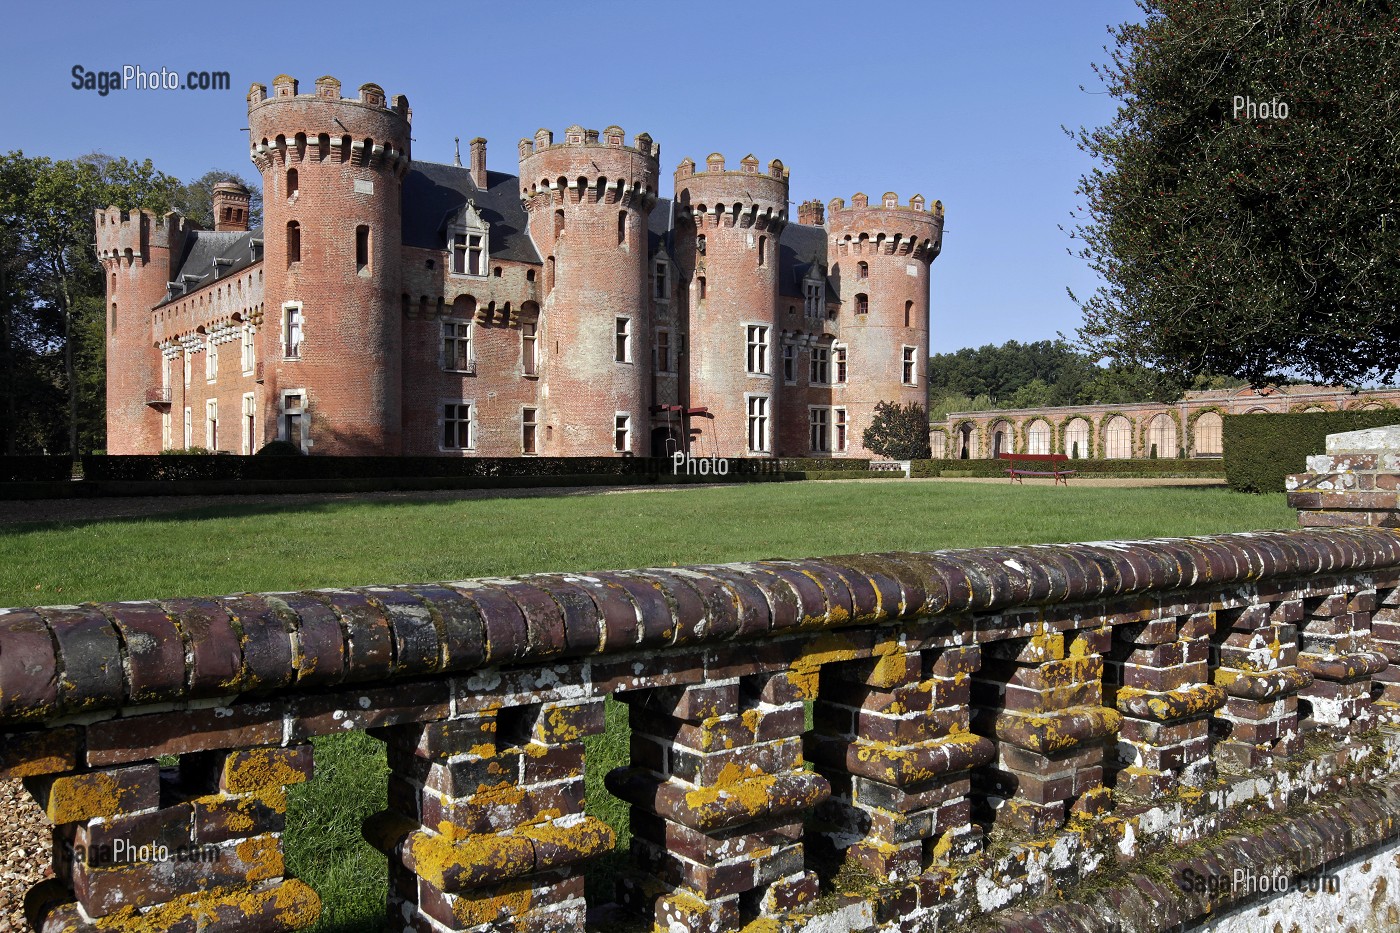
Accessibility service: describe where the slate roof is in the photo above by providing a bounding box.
[778,222,836,302]
[160,228,263,307]
[402,161,540,264]
[648,198,674,257]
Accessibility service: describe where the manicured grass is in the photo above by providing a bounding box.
[0,481,1297,931]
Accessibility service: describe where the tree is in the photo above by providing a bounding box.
[175,169,263,230]
[862,401,932,460]
[1069,1,1400,387]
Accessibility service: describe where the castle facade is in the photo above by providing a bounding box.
[98,75,943,459]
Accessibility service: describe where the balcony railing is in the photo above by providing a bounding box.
[144,386,171,407]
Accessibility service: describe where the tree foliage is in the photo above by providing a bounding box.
[175,169,264,230]
[1069,0,1400,386]
[861,401,933,460]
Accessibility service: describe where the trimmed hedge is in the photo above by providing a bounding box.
[1223,411,1400,493]
[0,456,73,483]
[909,458,1227,479]
[798,470,902,481]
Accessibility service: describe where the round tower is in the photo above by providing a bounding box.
[247,74,411,454]
[96,208,192,454]
[673,153,788,457]
[827,192,944,457]
[518,125,658,455]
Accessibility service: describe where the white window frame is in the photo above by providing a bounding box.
[615,316,632,364]
[161,410,172,450]
[441,399,477,452]
[745,324,770,376]
[834,344,848,384]
[183,352,192,388]
[241,323,255,375]
[809,406,830,454]
[810,345,830,386]
[745,394,770,454]
[522,406,539,455]
[614,412,631,453]
[241,392,256,454]
[804,279,823,319]
[279,389,309,452]
[282,302,303,360]
[782,344,796,385]
[521,321,538,377]
[162,355,171,391]
[448,202,489,277]
[205,399,219,450]
[902,345,918,386]
[205,335,217,382]
[182,406,192,448]
[441,319,476,373]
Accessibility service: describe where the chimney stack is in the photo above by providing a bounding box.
[212,180,251,232]
[798,198,825,226]
[470,137,488,189]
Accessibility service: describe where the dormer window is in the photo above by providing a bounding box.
[447,200,489,277]
[804,279,823,319]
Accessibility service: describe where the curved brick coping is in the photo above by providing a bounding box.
[2,527,1399,725]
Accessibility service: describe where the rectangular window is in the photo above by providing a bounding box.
[451,234,468,275]
[615,317,631,363]
[835,408,848,452]
[782,344,796,384]
[355,225,371,273]
[161,410,172,449]
[281,392,306,451]
[205,399,218,450]
[655,262,668,299]
[162,355,171,390]
[902,346,917,385]
[614,413,630,452]
[182,407,192,448]
[810,346,830,385]
[241,325,255,374]
[183,352,191,387]
[443,402,475,450]
[745,325,769,375]
[522,407,538,454]
[283,304,302,359]
[656,329,672,373]
[835,345,847,384]
[242,393,256,454]
[468,234,483,275]
[522,321,538,376]
[810,408,830,453]
[442,321,474,372]
[746,396,769,453]
[206,336,217,381]
[804,281,822,318]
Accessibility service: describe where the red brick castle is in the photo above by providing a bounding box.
[98,75,943,458]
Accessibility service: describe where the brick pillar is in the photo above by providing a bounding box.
[1288,426,1400,529]
[808,646,992,881]
[1295,591,1388,735]
[973,626,1121,835]
[1108,614,1225,796]
[1372,585,1400,715]
[1211,603,1312,766]
[24,748,320,932]
[607,673,828,933]
[365,699,613,933]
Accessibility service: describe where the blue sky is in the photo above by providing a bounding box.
[0,0,1143,355]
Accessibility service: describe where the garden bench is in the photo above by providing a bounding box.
[998,452,1076,485]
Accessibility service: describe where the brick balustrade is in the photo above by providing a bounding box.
[8,525,1400,931]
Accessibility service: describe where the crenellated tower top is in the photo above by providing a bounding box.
[94,208,193,266]
[517,124,659,212]
[673,153,789,232]
[827,191,944,263]
[246,74,412,176]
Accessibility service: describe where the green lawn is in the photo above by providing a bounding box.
[0,481,1296,931]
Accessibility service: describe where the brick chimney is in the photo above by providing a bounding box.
[470,137,488,189]
[212,181,250,232]
[798,198,825,226]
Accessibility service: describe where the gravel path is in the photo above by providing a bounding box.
[1,779,51,929]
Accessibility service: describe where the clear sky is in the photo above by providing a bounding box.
[0,0,1143,355]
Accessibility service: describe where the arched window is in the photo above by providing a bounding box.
[1146,413,1179,458]
[1104,415,1132,458]
[286,168,298,199]
[1193,412,1223,457]
[854,293,869,315]
[1063,418,1091,459]
[758,235,766,266]
[1026,419,1051,455]
[905,301,913,327]
[857,261,868,279]
[286,221,301,265]
[554,209,565,238]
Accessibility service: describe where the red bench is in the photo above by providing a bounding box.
[998,452,1076,486]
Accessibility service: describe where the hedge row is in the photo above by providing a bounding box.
[0,456,72,482]
[910,458,1228,479]
[1223,411,1400,493]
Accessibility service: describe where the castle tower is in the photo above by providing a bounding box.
[247,74,411,454]
[827,192,943,457]
[673,153,788,457]
[519,125,658,455]
[211,180,251,232]
[96,208,192,454]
